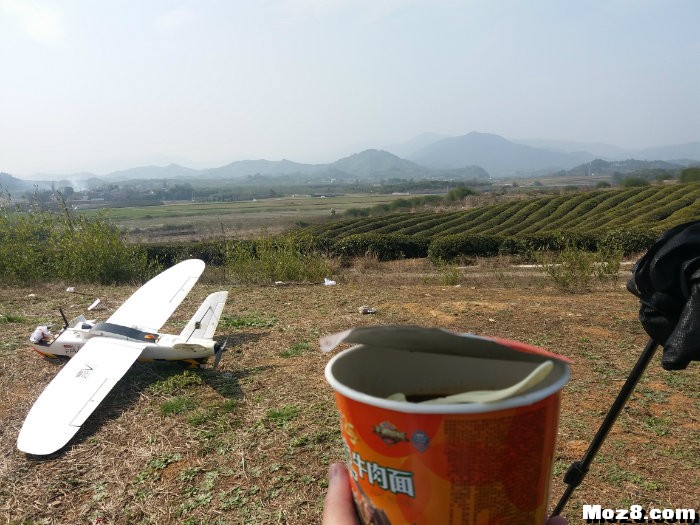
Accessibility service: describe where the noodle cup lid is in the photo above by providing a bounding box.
[323,325,571,414]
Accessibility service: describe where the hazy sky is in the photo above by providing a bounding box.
[1,0,699,177]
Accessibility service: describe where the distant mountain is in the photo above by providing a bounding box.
[410,132,594,177]
[634,142,700,162]
[515,139,700,163]
[329,149,427,178]
[187,150,458,181]
[201,159,320,178]
[513,139,633,159]
[0,172,32,191]
[105,163,198,181]
[7,133,698,185]
[562,158,684,178]
[385,132,452,158]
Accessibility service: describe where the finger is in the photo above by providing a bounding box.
[322,463,360,525]
[546,516,568,525]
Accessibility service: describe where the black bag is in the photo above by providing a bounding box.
[627,220,700,370]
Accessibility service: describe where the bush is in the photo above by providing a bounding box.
[536,246,622,292]
[52,214,150,284]
[620,177,650,188]
[428,234,500,262]
[225,233,330,284]
[679,166,700,183]
[334,233,429,261]
[0,200,149,284]
[498,237,527,256]
[598,229,658,256]
[143,240,232,267]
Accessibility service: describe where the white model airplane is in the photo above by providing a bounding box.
[18,259,228,456]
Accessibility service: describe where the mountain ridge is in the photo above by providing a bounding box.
[4,132,699,186]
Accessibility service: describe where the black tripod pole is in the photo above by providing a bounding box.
[550,338,659,518]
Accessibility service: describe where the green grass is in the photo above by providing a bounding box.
[266,406,300,428]
[280,342,310,358]
[148,370,204,396]
[0,313,26,323]
[160,396,198,416]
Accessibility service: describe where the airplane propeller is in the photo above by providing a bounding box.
[213,337,229,369]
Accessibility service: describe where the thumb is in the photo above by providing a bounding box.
[322,463,360,525]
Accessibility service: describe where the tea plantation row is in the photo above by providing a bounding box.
[144,184,700,264]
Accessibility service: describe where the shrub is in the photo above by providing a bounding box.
[620,177,650,188]
[428,234,500,262]
[598,229,658,256]
[433,259,461,285]
[445,187,476,202]
[536,247,597,292]
[498,237,527,256]
[0,199,149,284]
[536,245,623,292]
[52,214,151,284]
[334,233,429,261]
[225,233,330,284]
[679,167,700,183]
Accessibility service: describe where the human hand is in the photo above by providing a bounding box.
[322,463,360,525]
[322,462,568,525]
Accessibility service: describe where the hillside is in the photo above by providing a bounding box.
[409,132,594,176]
[0,172,31,191]
[307,183,700,241]
[328,149,425,178]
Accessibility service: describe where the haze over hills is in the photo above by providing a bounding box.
[0,172,32,191]
[512,138,700,163]
[4,132,699,188]
[406,132,595,176]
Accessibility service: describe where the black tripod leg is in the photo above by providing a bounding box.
[550,338,659,517]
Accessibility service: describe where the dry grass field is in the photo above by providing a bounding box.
[1,260,698,524]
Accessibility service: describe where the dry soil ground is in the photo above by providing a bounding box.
[1,260,698,524]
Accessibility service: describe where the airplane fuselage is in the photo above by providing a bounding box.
[31,319,216,362]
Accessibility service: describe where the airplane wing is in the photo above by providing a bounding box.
[179,291,229,341]
[107,259,205,332]
[17,337,145,455]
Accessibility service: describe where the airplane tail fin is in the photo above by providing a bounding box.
[180,291,228,341]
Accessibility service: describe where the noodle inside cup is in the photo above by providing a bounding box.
[322,326,570,525]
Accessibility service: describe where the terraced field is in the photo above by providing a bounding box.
[307,184,700,241]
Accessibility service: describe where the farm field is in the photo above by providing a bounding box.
[82,194,405,241]
[307,183,700,240]
[1,261,698,524]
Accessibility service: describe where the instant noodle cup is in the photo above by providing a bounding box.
[322,326,570,525]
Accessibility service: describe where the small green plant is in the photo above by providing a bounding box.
[536,246,596,292]
[536,244,622,292]
[0,313,26,323]
[135,452,183,484]
[434,260,461,286]
[149,370,204,396]
[160,396,198,416]
[280,341,310,358]
[179,466,204,482]
[266,406,300,428]
[179,471,218,516]
[593,246,623,282]
[148,453,182,470]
